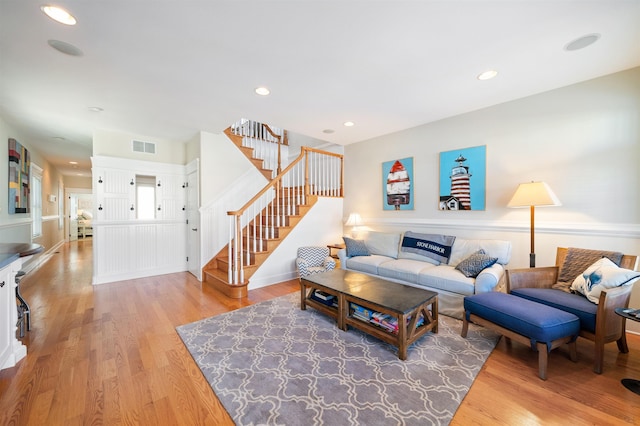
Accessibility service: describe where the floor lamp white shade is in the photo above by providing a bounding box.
[507,181,561,267]
[345,213,364,238]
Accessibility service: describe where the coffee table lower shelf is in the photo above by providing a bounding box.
[300,274,438,360]
[342,295,438,360]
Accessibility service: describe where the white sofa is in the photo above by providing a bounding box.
[338,231,512,319]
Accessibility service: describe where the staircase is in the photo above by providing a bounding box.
[202,120,343,298]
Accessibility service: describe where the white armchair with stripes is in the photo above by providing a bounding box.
[296,246,336,278]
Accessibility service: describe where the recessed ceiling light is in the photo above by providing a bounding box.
[69,161,78,165]
[564,33,601,51]
[255,87,270,96]
[343,121,355,127]
[88,106,103,112]
[322,129,335,134]
[48,40,83,56]
[477,70,498,81]
[41,5,77,25]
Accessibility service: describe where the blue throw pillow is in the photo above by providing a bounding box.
[400,231,455,264]
[455,249,498,278]
[343,237,370,258]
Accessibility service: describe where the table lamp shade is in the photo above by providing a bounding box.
[345,213,363,238]
[345,213,363,227]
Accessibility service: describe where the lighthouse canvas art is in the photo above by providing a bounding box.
[383,157,414,210]
[439,146,486,211]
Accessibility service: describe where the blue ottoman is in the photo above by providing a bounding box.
[462,292,580,380]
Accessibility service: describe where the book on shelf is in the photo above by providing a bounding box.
[350,303,374,320]
[310,292,337,307]
[313,290,334,301]
[351,303,425,334]
[352,312,372,323]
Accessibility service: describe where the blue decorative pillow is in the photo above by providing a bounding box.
[455,249,498,278]
[343,237,370,258]
[400,231,456,264]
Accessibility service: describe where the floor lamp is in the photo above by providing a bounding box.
[507,181,561,267]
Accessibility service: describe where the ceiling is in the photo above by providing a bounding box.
[1,1,639,177]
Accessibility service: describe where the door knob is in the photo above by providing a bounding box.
[191,228,198,231]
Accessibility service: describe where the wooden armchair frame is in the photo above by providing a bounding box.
[506,247,638,374]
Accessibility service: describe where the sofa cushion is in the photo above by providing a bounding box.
[569,257,640,304]
[510,288,597,333]
[464,292,580,349]
[448,238,512,266]
[377,259,437,284]
[400,231,455,264]
[397,250,441,264]
[363,231,401,259]
[417,265,475,296]
[557,247,624,283]
[344,254,392,275]
[343,237,370,258]
[455,249,498,278]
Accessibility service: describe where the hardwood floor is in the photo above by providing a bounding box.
[1,240,639,425]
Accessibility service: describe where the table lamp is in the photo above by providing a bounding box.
[345,213,364,238]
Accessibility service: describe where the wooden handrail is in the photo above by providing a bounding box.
[228,147,343,216]
[231,119,289,174]
[261,123,283,143]
[225,145,343,285]
[227,150,306,216]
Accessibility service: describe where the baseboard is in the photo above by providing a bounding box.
[21,239,65,275]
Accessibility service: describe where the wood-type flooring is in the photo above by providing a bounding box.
[1,240,639,425]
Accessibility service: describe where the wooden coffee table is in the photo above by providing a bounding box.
[300,269,438,360]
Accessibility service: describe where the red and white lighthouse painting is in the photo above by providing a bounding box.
[383,157,414,210]
[439,146,486,211]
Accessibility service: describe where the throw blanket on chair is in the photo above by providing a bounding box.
[557,247,624,283]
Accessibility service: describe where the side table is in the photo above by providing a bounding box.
[614,307,640,395]
[327,243,345,267]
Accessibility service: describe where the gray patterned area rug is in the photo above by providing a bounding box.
[176,293,499,426]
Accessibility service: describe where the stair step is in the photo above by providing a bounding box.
[203,268,248,298]
[202,133,326,298]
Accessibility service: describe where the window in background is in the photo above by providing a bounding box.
[136,175,156,219]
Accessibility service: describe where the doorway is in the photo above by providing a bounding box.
[65,188,93,242]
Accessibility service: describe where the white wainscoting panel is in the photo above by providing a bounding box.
[93,221,188,285]
[134,224,158,271]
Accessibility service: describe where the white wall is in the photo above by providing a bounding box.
[93,129,186,165]
[344,67,640,331]
[249,197,344,288]
[0,117,65,253]
[199,131,266,206]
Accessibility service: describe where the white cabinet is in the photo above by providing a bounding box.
[155,173,186,221]
[94,168,136,221]
[1,256,26,371]
[91,156,188,285]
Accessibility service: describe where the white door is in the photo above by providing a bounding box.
[69,195,78,241]
[186,168,200,279]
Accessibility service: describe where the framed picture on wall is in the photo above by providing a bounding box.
[8,138,30,214]
[382,157,414,210]
[439,145,486,211]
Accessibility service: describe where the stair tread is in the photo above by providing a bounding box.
[204,132,325,295]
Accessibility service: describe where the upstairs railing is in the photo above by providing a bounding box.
[230,118,289,177]
[227,146,343,284]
